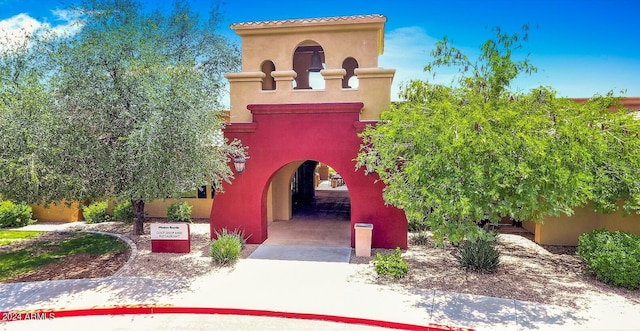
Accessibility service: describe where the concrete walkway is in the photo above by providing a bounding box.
[1,224,637,330]
[248,244,352,263]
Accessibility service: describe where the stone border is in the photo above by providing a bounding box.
[84,231,137,278]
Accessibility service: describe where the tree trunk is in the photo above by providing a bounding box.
[132,199,145,235]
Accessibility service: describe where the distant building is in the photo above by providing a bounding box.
[523,97,640,245]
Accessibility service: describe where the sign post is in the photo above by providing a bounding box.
[150,223,191,253]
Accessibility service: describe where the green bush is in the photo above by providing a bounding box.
[210,228,248,264]
[410,231,431,246]
[166,201,192,222]
[0,201,34,228]
[408,217,429,232]
[456,239,501,273]
[216,228,250,248]
[82,201,111,224]
[113,200,134,223]
[577,229,640,290]
[372,248,409,279]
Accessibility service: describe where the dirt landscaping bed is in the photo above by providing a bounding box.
[1,231,130,283]
[350,227,639,310]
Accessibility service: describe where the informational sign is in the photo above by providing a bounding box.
[150,223,190,253]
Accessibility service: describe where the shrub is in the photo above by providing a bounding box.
[82,201,111,224]
[210,228,248,264]
[0,201,34,228]
[372,248,409,279]
[410,231,431,246]
[577,229,640,290]
[408,217,429,232]
[215,228,250,248]
[456,239,501,273]
[166,201,192,222]
[113,200,134,223]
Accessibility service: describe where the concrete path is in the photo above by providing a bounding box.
[2,223,638,330]
[2,257,636,330]
[248,244,352,263]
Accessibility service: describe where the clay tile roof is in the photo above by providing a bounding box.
[231,14,386,29]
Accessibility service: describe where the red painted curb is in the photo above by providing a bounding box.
[1,306,473,330]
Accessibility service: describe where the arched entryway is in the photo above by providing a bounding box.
[211,102,407,249]
[291,161,349,221]
[264,160,351,247]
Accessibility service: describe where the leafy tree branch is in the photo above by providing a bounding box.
[358,28,640,244]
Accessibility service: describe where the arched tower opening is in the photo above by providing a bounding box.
[261,60,276,90]
[342,57,359,89]
[293,41,325,90]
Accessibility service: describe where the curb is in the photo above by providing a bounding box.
[0,306,473,330]
[83,230,137,278]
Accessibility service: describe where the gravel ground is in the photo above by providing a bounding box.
[349,230,639,310]
[7,220,638,312]
[79,219,252,279]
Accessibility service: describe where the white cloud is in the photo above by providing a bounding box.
[0,14,44,50]
[0,10,82,52]
[379,27,433,100]
[51,8,77,22]
[50,9,84,37]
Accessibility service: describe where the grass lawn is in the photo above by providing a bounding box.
[0,232,128,281]
[0,230,43,247]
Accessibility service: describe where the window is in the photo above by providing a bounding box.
[342,57,359,88]
[261,60,276,91]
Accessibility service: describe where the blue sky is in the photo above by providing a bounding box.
[1,0,639,101]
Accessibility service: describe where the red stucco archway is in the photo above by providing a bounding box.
[210,102,407,249]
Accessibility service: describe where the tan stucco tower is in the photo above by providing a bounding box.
[212,15,408,249]
[225,14,396,122]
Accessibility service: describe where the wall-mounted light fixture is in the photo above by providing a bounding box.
[234,156,246,174]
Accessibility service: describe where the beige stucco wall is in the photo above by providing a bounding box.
[234,17,384,72]
[31,200,83,222]
[533,204,640,245]
[521,220,536,234]
[266,183,274,223]
[268,161,303,222]
[226,15,395,123]
[226,68,394,122]
[144,198,212,219]
[34,194,214,223]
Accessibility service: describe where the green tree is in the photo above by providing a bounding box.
[357,27,640,244]
[0,30,74,204]
[0,0,244,234]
